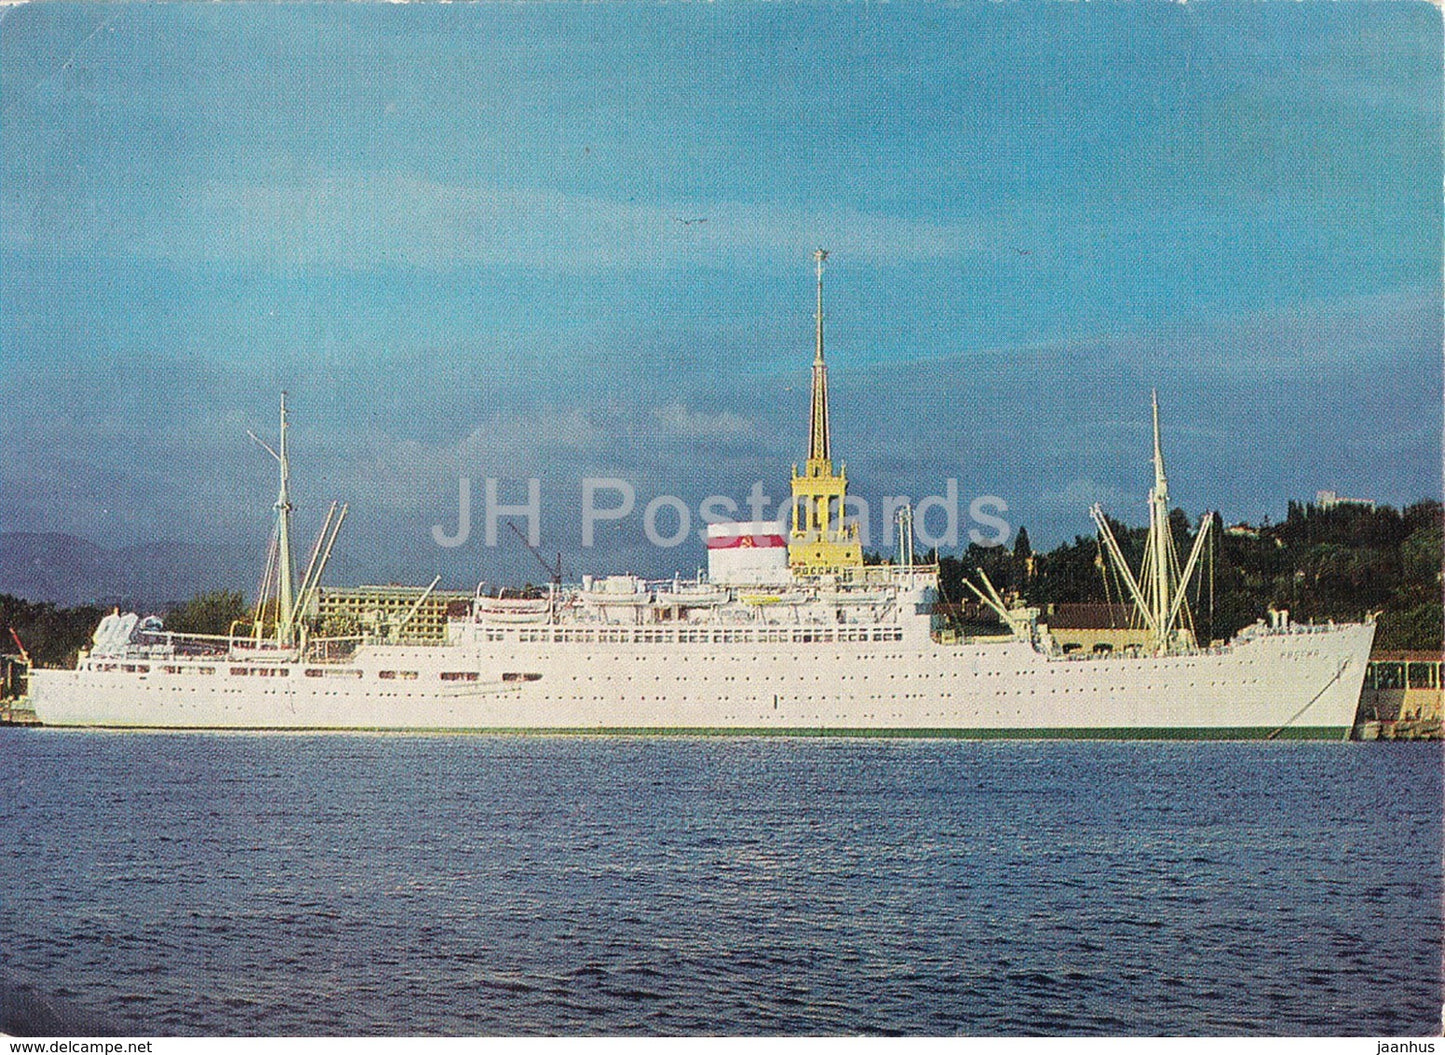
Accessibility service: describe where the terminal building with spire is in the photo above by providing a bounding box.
[787,248,864,576]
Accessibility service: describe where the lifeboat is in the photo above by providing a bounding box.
[580,575,652,607]
[738,590,807,606]
[818,588,892,606]
[474,596,552,624]
[662,584,728,607]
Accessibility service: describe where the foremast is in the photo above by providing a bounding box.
[1091,391,1214,655]
[788,249,863,576]
[249,393,299,648]
[1145,391,1175,642]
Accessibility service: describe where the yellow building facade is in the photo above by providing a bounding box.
[788,249,864,576]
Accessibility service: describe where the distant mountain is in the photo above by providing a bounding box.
[0,534,112,605]
[0,533,367,610]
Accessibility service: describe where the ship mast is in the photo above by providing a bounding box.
[1146,390,1171,640]
[248,394,298,648]
[1090,392,1215,654]
[275,392,296,648]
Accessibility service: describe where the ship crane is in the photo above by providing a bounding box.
[8,627,30,665]
[506,519,563,589]
[961,568,1035,641]
[291,500,348,635]
[392,575,443,642]
[506,520,564,623]
[1091,391,1216,655]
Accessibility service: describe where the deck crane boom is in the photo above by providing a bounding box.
[507,519,563,588]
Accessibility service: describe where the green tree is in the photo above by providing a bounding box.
[1013,526,1032,563]
[0,595,105,670]
[165,590,250,637]
[320,610,362,638]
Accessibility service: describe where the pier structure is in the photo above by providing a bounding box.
[0,653,36,725]
[1353,650,1442,740]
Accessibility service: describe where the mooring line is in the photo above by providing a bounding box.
[1266,661,1348,741]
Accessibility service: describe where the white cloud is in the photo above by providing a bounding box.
[1039,477,1140,517]
[106,171,983,273]
[330,407,612,511]
[653,403,755,442]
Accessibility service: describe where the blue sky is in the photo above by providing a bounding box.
[2,2,1440,588]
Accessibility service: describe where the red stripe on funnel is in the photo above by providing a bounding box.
[706,533,787,550]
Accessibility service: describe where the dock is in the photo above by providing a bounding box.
[0,654,38,725]
[0,697,40,726]
[1353,651,1442,741]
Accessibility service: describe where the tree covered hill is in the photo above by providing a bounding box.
[937,499,1442,651]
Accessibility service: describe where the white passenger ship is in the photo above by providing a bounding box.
[29,253,1373,738]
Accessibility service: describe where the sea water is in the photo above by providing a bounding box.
[1,731,1439,1036]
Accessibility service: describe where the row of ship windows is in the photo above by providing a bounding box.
[518,653,926,664]
[125,700,1071,718]
[561,673,1258,690]
[80,662,1264,691]
[136,688,921,705]
[83,663,534,683]
[139,679,1262,697]
[87,653,927,676]
[137,690,1134,713]
[147,688,516,698]
[976,660,1271,674]
[485,628,907,645]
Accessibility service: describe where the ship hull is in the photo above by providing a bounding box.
[28,621,1373,739]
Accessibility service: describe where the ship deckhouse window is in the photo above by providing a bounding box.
[1408,662,1437,689]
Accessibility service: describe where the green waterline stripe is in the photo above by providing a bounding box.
[32,724,1352,740]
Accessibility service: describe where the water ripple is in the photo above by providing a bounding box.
[0,732,1440,1036]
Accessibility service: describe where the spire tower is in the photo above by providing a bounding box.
[808,248,830,464]
[788,249,863,575]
